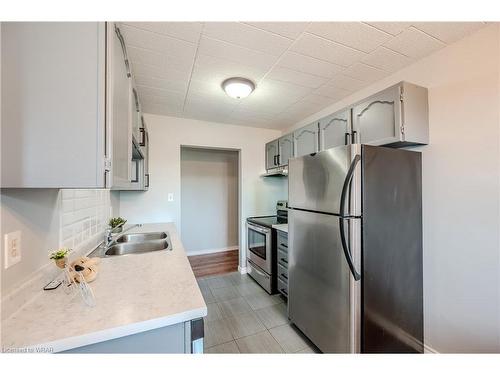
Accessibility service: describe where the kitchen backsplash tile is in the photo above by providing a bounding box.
[59,189,113,251]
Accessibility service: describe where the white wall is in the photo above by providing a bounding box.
[1,189,118,297]
[180,147,238,254]
[286,25,500,353]
[119,115,287,267]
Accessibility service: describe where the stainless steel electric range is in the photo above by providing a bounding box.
[246,200,288,294]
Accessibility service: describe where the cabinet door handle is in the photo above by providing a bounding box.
[145,173,150,188]
[352,130,358,143]
[344,132,351,145]
[277,154,281,165]
[139,128,146,146]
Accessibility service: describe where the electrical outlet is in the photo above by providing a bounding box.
[168,193,174,202]
[4,231,22,269]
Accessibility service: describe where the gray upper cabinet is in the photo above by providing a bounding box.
[110,24,133,189]
[1,22,107,188]
[278,133,294,167]
[294,122,319,157]
[131,85,142,143]
[319,109,351,151]
[1,22,147,189]
[351,82,429,146]
[266,139,280,170]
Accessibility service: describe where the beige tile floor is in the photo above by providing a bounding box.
[198,272,319,354]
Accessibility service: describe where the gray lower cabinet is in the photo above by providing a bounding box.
[319,109,351,151]
[278,133,294,167]
[265,139,280,169]
[62,319,204,354]
[294,122,319,157]
[277,230,289,298]
[351,82,429,146]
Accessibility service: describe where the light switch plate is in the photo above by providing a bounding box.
[168,193,174,202]
[4,231,22,269]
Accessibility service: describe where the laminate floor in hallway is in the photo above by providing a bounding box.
[197,271,319,354]
[189,250,238,278]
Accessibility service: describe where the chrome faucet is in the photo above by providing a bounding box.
[104,228,113,247]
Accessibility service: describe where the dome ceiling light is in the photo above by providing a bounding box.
[221,77,255,99]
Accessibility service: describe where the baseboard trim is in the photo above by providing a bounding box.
[187,246,238,256]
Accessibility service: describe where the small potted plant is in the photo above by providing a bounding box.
[109,217,127,233]
[49,248,72,269]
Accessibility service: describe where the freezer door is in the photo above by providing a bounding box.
[288,144,361,215]
[361,145,423,353]
[288,209,360,353]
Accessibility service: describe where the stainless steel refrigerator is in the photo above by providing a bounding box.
[288,144,423,353]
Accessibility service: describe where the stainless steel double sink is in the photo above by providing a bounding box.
[90,231,172,258]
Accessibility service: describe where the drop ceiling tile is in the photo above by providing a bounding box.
[412,22,486,44]
[183,98,237,120]
[342,63,389,83]
[255,79,313,102]
[122,22,203,43]
[190,54,266,97]
[266,66,329,89]
[291,33,366,67]
[136,85,186,106]
[288,99,327,115]
[121,25,197,59]
[134,74,189,94]
[300,93,334,106]
[383,26,445,59]
[198,37,278,72]
[203,22,293,56]
[361,46,414,72]
[277,51,344,78]
[141,95,184,112]
[314,84,352,100]
[142,102,184,117]
[307,22,392,53]
[236,99,294,116]
[365,22,412,36]
[242,22,309,39]
[127,46,165,68]
[187,79,241,106]
[329,73,366,91]
[127,45,194,74]
[140,93,180,107]
[131,62,192,82]
[231,108,277,121]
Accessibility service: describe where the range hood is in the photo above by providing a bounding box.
[261,168,288,177]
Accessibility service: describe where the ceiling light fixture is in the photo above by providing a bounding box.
[221,77,255,99]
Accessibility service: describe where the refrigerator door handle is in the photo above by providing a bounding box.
[339,217,361,281]
[339,154,361,218]
[339,153,361,281]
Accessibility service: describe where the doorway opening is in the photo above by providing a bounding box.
[180,146,240,278]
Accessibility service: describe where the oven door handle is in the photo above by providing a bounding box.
[247,223,270,234]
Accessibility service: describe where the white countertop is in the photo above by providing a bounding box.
[1,223,207,352]
[272,223,288,233]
